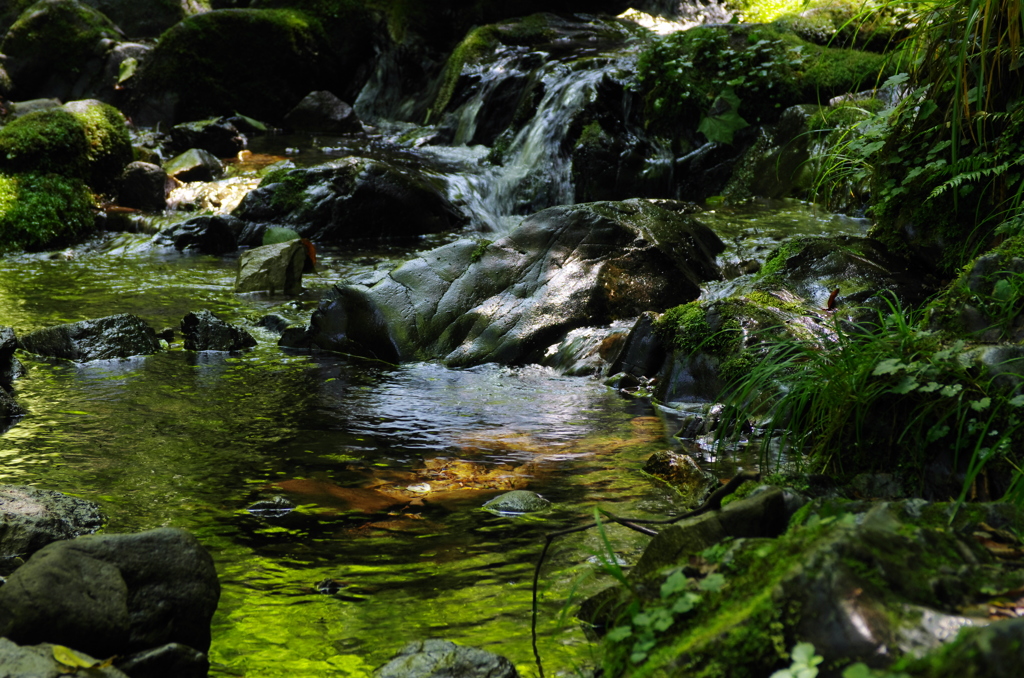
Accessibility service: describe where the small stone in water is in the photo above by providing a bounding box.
[246,495,295,518]
[482,490,550,514]
[406,483,431,493]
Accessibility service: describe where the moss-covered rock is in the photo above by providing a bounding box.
[1,0,122,101]
[63,99,132,193]
[0,172,94,252]
[79,0,187,38]
[591,496,1024,677]
[0,108,91,179]
[636,22,892,142]
[129,7,372,125]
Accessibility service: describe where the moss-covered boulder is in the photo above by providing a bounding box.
[0,172,93,252]
[926,234,1024,342]
[62,99,132,193]
[79,0,187,38]
[636,22,891,143]
[129,7,374,125]
[0,100,131,192]
[587,495,1024,677]
[1,0,122,101]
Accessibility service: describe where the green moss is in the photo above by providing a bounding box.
[0,109,90,179]
[1,0,120,92]
[0,171,94,252]
[576,121,608,149]
[259,167,308,214]
[430,24,502,119]
[636,23,892,138]
[756,240,801,281]
[64,100,132,193]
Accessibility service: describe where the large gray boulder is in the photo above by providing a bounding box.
[284,200,724,367]
[233,157,469,243]
[375,639,519,678]
[116,161,167,212]
[155,214,242,255]
[0,528,219,659]
[235,240,307,295]
[0,486,105,563]
[180,310,257,351]
[17,314,161,361]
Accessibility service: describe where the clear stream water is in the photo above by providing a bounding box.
[0,198,866,677]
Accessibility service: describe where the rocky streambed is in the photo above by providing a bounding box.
[0,1,1023,677]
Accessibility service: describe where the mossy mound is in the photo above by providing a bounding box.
[131,8,368,124]
[0,109,91,180]
[63,99,132,193]
[0,172,94,252]
[1,0,122,100]
[0,102,132,193]
[636,22,891,141]
[78,0,187,38]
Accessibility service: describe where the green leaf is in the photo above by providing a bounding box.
[993,279,1014,302]
[606,625,633,642]
[1008,395,1024,407]
[671,593,699,614]
[891,375,919,394]
[699,572,726,592]
[971,397,992,412]
[941,384,963,397]
[697,89,749,144]
[791,642,818,665]
[117,57,138,84]
[872,358,905,375]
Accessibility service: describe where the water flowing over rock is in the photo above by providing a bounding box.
[233,157,469,243]
[0,527,219,659]
[180,310,256,352]
[0,485,105,562]
[285,199,724,366]
[375,639,519,678]
[17,314,161,361]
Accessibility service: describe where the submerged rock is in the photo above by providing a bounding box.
[18,314,161,361]
[0,527,219,658]
[375,639,519,678]
[180,310,257,352]
[0,485,105,563]
[482,490,550,514]
[284,200,724,366]
[642,451,717,508]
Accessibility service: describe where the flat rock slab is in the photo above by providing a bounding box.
[17,314,161,361]
[0,485,105,562]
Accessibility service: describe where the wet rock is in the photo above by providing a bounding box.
[540,323,631,376]
[1,0,122,102]
[62,99,133,192]
[168,118,247,159]
[233,157,468,243]
[255,314,292,335]
[0,485,105,564]
[80,0,187,39]
[286,200,723,366]
[0,527,219,658]
[375,639,519,678]
[642,451,717,508]
[116,642,209,678]
[18,314,161,361]
[482,490,550,514]
[155,214,242,254]
[234,240,307,295]
[116,161,167,211]
[0,327,24,389]
[180,310,257,352]
[7,98,62,118]
[283,90,363,134]
[163,148,224,183]
[0,637,129,677]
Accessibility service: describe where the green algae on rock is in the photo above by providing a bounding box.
[482,490,550,514]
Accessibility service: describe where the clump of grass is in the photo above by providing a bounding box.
[719,299,1024,507]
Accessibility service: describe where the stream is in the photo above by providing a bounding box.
[0,10,875,678]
